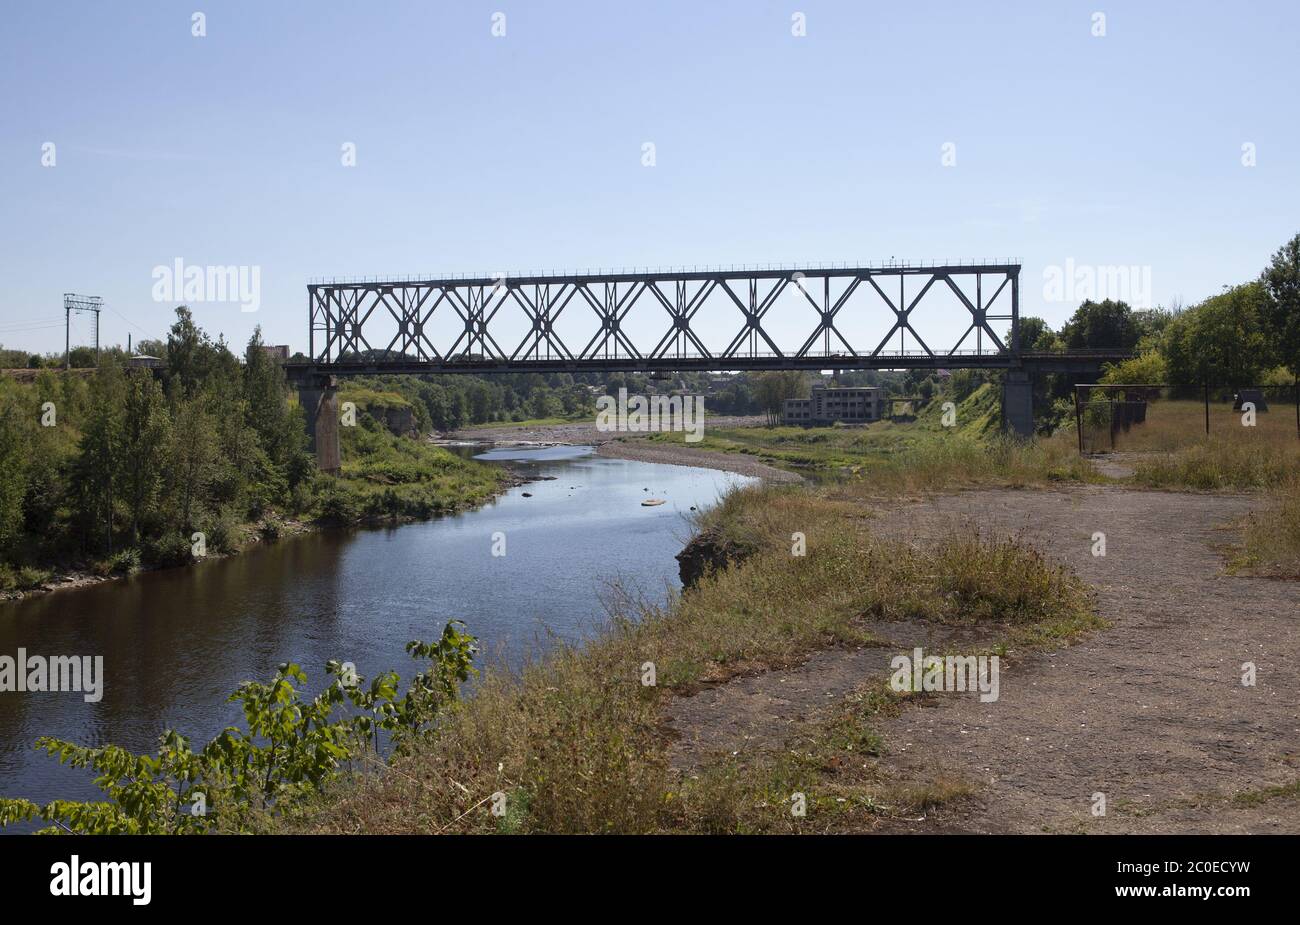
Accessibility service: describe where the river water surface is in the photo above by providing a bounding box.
[0,446,752,820]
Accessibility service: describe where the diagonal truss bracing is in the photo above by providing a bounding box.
[307,263,1020,372]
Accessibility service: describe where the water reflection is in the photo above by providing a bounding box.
[0,447,751,819]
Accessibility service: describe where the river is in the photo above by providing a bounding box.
[0,445,753,825]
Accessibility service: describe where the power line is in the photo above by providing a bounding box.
[106,303,152,336]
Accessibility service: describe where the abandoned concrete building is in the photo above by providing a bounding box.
[782,385,883,425]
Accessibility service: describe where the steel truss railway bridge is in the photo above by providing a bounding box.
[284,262,1133,469]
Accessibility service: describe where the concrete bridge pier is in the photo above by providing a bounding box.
[1001,370,1034,438]
[298,376,341,473]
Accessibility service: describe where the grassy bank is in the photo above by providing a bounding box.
[643,384,1006,476]
[0,384,510,595]
[646,422,1099,489]
[292,407,1300,834]
[290,472,1099,834]
[321,395,509,524]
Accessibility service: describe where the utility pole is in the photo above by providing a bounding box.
[63,293,103,369]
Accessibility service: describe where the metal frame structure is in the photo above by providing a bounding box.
[63,293,103,369]
[303,263,1024,375]
[1074,381,1300,453]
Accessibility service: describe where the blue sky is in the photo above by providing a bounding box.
[2,0,1297,357]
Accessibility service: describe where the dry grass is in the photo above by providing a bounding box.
[1236,477,1300,576]
[1088,397,1299,454]
[286,480,1097,834]
[835,432,1100,492]
[651,420,1100,488]
[1132,437,1300,490]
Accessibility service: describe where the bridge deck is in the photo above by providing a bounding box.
[283,350,1133,381]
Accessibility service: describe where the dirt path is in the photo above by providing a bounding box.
[664,486,1300,833]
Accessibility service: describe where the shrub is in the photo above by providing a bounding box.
[0,623,478,834]
[106,548,142,575]
[143,532,193,568]
[206,512,241,553]
[314,483,359,525]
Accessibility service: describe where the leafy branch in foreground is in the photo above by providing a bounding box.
[0,621,477,835]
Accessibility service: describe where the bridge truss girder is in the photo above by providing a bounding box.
[306,263,1021,373]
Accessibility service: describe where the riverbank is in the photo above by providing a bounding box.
[284,423,1300,834]
[0,446,753,832]
[0,436,521,604]
[448,416,803,483]
[13,415,1296,833]
[288,471,1105,834]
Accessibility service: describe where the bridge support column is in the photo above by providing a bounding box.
[1002,370,1034,438]
[299,377,341,473]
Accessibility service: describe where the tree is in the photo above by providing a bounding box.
[67,346,97,368]
[446,392,467,430]
[1260,232,1300,376]
[527,389,556,419]
[754,371,805,426]
[1012,316,1058,351]
[118,370,171,543]
[1131,308,1175,347]
[468,382,493,423]
[71,363,127,553]
[1100,349,1168,385]
[243,327,296,470]
[165,399,219,532]
[1163,283,1273,386]
[165,307,219,400]
[0,388,27,557]
[1060,300,1140,350]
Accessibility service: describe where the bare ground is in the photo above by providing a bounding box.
[663,486,1300,833]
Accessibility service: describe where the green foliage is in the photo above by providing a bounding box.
[67,346,97,368]
[119,370,170,542]
[142,531,193,568]
[1014,315,1059,351]
[1260,233,1300,375]
[1061,299,1142,350]
[0,386,28,557]
[1163,282,1274,385]
[1100,348,1168,385]
[0,309,510,577]
[0,623,477,834]
[96,548,141,576]
[753,371,807,426]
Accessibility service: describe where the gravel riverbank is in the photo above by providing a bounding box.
[448,417,803,483]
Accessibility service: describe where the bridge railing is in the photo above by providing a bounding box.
[307,257,1023,286]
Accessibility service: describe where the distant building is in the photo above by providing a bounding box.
[783,385,883,426]
[261,345,291,363]
[128,355,164,370]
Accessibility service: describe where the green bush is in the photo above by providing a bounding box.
[314,483,359,525]
[206,512,241,553]
[143,532,193,568]
[107,548,142,575]
[0,622,477,834]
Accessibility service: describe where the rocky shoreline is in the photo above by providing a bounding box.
[449,417,803,484]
